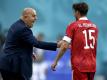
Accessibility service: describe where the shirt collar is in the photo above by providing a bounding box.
[79,17,88,20]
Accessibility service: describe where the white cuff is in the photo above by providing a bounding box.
[62,36,71,43]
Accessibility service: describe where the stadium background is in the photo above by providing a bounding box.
[0,0,107,80]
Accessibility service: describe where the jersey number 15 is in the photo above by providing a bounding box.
[83,30,95,49]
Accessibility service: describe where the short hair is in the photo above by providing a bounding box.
[22,8,36,16]
[72,2,88,16]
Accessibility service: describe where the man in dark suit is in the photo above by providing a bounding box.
[0,8,58,80]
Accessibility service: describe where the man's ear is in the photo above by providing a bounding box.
[77,11,81,16]
[75,11,79,15]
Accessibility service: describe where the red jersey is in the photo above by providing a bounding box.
[64,17,98,72]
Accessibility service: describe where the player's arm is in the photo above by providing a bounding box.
[51,36,71,71]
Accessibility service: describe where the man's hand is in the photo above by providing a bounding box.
[51,62,58,71]
[32,54,37,61]
[57,40,64,48]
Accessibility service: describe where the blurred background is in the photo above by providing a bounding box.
[0,0,107,80]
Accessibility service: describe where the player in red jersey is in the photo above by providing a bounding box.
[51,2,98,80]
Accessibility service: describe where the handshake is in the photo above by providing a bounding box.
[57,40,64,48]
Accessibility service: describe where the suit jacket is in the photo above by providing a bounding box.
[0,19,57,79]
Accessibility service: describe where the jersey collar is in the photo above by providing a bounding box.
[79,17,88,20]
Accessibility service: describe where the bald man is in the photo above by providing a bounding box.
[0,8,58,80]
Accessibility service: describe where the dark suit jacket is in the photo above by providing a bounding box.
[0,19,57,79]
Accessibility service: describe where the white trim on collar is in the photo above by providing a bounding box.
[79,17,88,20]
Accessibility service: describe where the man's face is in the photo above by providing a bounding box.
[26,11,37,28]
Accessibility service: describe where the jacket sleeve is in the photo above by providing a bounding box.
[21,27,57,51]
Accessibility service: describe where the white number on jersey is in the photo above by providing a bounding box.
[83,30,95,49]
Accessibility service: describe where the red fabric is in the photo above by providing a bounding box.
[72,67,95,80]
[66,20,98,72]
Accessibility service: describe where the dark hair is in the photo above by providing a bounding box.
[72,2,88,16]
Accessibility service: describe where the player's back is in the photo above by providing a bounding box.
[71,20,98,72]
